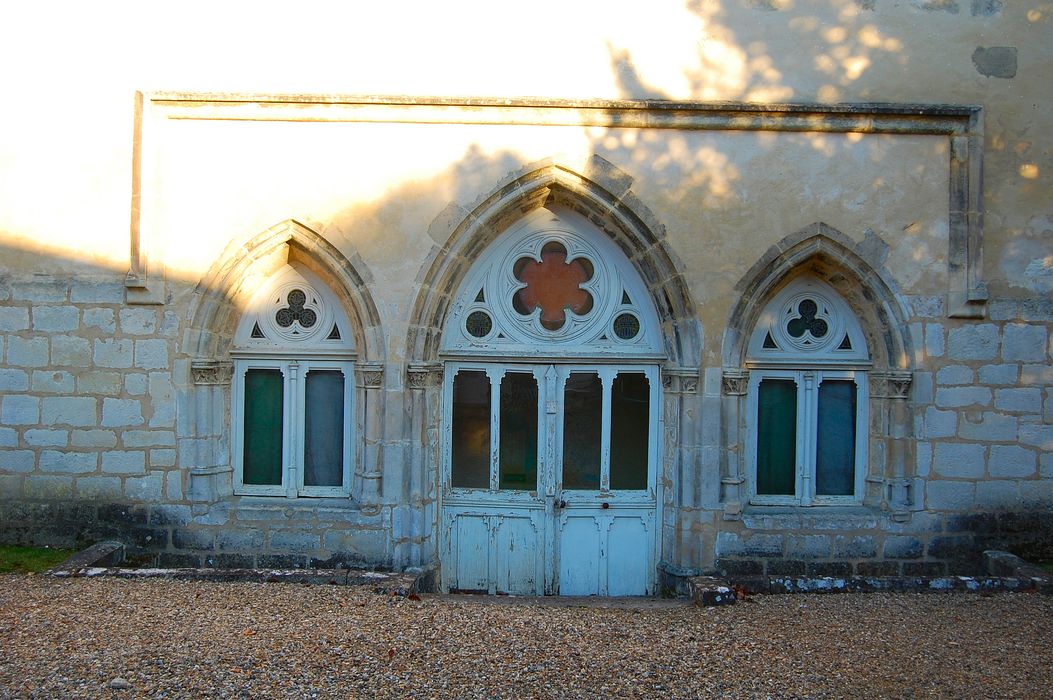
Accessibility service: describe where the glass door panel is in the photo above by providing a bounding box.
[499,372,539,490]
[451,370,491,489]
[561,372,602,490]
[610,372,649,490]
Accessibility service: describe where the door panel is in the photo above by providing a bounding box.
[442,363,658,596]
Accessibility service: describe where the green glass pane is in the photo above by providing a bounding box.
[562,373,601,490]
[610,373,649,490]
[499,373,538,490]
[452,370,490,489]
[816,379,856,496]
[757,378,796,496]
[304,369,345,487]
[243,368,283,486]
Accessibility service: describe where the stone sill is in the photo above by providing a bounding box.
[741,506,882,531]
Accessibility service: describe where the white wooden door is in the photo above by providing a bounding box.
[441,363,659,595]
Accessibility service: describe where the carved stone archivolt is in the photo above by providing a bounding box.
[191,360,233,385]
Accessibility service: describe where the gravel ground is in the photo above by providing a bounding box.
[1,575,1051,699]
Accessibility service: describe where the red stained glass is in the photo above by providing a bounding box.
[514,243,593,330]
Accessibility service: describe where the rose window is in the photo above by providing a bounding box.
[512,242,594,331]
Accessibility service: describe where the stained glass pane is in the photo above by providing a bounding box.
[816,379,856,496]
[513,243,594,330]
[243,368,283,486]
[611,373,649,490]
[562,373,602,490]
[452,370,491,489]
[757,378,796,496]
[499,373,538,490]
[304,370,344,487]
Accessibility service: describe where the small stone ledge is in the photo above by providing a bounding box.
[685,575,737,606]
[729,574,1051,596]
[50,541,125,573]
[49,566,425,595]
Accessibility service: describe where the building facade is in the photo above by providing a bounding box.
[0,2,1050,593]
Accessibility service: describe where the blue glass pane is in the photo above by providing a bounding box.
[562,373,601,490]
[816,379,856,496]
[304,370,345,487]
[757,379,796,496]
[243,369,283,486]
[500,373,538,490]
[610,373,649,490]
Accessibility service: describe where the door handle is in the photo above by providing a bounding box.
[556,499,567,509]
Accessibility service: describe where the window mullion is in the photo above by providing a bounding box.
[799,371,815,506]
[599,369,615,493]
[487,367,503,492]
[286,360,300,499]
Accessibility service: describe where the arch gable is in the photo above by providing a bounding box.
[723,222,913,371]
[407,158,701,369]
[186,219,384,363]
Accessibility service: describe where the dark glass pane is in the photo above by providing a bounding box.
[243,368,283,486]
[562,373,602,490]
[304,370,344,487]
[816,379,857,496]
[499,373,538,490]
[610,373,649,490]
[452,370,490,488]
[757,378,796,496]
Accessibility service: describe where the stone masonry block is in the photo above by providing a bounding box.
[125,472,163,501]
[834,535,877,559]
[101,451,146,474]
[101,398,144,427]
[31,305,78,332]
[148,372,176,428]
[173,528,215,551]
[7,336,49,367]
[217,529,266,551]
[958,411,1016,441]
[269,530,322,552]
[31,370,74,394]
[123,430,176,448]
[0,450,35,473]
[125,373,148,396]
[24,475,74,499]
[995,388,1042,414]
[70,280,124,303]
[51,335,91,366]
[0,369,29,391]
[947,324,999,360]
[24,429,68,447]
[916,441,932,476]
[42,397,96,426]
[936,364,973,385]
[935,386,991,408]
[39,450,97,474]
[1019,423,1053,451]
[75,476,123,499]
[71,430,117,448]
[77,371,122,395]
[924,323,944,358]
[988,444,1036,478]
[1021,364,1053,385]
[927,480,975,510]
[0,427,16,447]
[1002,323,1047,362]
[2,395,40,425]
[933,442,986,478]
[134,339,169,370]
[0,307,30,331]
[786,534,830,559]
[119,308,159,335]
[924,407,958,438]
[979,364,1018,385]
[83,308,116,332]
[151,449,177,467]
[911,296,944,318]
[1041,452,1053,479]
[883,536,923,559]
[94,338,133,368]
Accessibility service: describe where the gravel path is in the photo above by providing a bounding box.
[1,574,1051,699]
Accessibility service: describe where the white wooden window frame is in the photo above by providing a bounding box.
[232,357,354,498]
[746,367,868,506]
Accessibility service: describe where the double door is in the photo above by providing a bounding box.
[440,362,660,595]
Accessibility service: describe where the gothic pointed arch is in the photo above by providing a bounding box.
[406,158,701,369]
[722,222,913,372]
[186,219,384,364]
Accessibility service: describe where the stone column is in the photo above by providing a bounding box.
[719,368,749,520]
[355,362,385,510]
[187,359,233,505]
[406,362,444,568]
[871,370,914,520]
[661,366,700,570]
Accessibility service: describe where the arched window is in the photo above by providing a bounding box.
[231,264,356,497]
[745,276,870,506]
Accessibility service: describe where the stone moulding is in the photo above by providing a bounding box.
[130,92,985,321]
